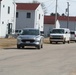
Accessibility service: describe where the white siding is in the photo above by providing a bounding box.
[16,4,44,32]
[35,4,44,31]
[0,2,1,21]
[16,10,35,29]
[59,21,76,30]
[0,2,1,36]
[44,24,54,37]
[56,20,60,28]
[0,0,16,38]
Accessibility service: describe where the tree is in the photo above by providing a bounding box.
[41,3,47,14]
[50,13,60,16]
[51,13,55,16]
[62,13,66,16]
[32,0,47,14]
[32,0,39,3]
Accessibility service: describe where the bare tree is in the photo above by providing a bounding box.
[62,13,66,16]
[50,13,60,16]
[32,0,39,3]
[41,3,47,14]
[32,0,47,14]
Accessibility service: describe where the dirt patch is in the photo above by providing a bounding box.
[44,38,50,44]
[0,38,49,48]
[0,38,17,48]
[69,71,76,75]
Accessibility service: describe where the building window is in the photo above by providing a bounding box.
[26,12,31,18]
[16,12,19,18]
[39,14,40,19]
[8,6,10,14]
[3,5,5,8]
[2,21,4,24]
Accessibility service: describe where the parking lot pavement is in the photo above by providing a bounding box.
[0,43,76,75]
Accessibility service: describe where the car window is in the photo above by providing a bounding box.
[51,29,64,34]
[21,29,39,35]
[70,32,75,34]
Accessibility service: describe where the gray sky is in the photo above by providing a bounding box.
[15,0,76,16]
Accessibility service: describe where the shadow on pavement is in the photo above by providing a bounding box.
[3,47,39,50]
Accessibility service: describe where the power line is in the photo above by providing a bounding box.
[55,0,58,27]
[42,0,52,3]
[45,0,55,8]
[47,5,56,13]
[67,0,76,2]
[42,0,55,3]
[57,6,65,14]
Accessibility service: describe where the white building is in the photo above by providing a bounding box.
[58,16,76,30]
[16,3,44,32]
[44,16,76,37]
[0,0,16,38]
[44,16,60,37]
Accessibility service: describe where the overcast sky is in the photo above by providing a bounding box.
[15,0,76,16]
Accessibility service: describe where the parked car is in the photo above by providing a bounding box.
[13,29,22,38]
[15,29,22,35]
[70,30,76,42]
[17,28,44,49]
[49,28,71,44]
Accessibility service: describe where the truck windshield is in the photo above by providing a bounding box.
[51,29,64,34]
[21,29,39,35]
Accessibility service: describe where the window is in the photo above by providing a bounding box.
[22,29,39,35]
[51,29,64,34]
[3,5,5,8]
[70,31,75,34]
[16,12,19,18]
[39,14,40,19]
[27,13,31,18]
[2,21,4,24]
[8,6,10,14]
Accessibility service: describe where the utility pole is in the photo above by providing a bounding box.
[55,0,58,28]
[67,2,70,28]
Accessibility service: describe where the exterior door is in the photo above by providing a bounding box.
[7,23,12,34]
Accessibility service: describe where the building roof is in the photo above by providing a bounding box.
[44,16,55,24]
[44,16,76,24]
[58,16,76,21]
[16,3,40,10]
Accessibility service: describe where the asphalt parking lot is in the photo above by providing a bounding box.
[0,41,76,75]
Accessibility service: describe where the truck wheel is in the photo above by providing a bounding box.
[37,45,41,49]
[63,39,66,44]
[50,41,52,44]
[41,44,43,48]
[22,46,24,49]
[56,42,58,44]
[37,42,41,49]
[63,41,65,44]
[67,40,70,44]
[17,44,21,49]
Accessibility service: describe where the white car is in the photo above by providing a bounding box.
[49,28,71,44]
[17,28,44,49]
[70,31,76,42]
